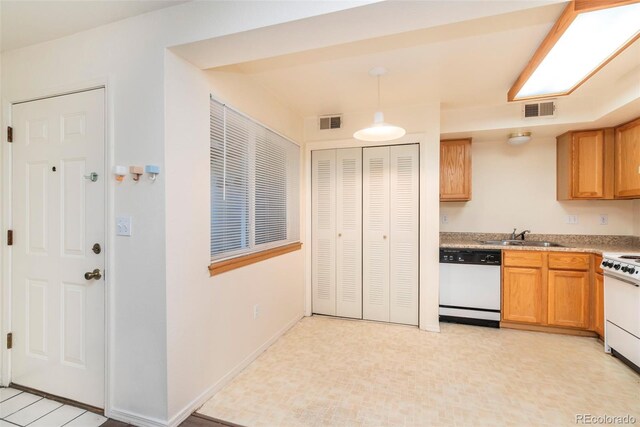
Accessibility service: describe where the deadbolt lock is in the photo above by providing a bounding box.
[92,243,101,254]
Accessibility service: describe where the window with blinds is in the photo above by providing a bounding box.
[210,96,300,262]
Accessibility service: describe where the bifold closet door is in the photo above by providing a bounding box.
[363,145,419,325]
[336,148,363,318]
[363,146,391,322]
[390,145,419,325]
[312,150,336,315]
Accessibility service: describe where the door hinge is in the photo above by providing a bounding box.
[7,230,13,246]
[6,333,12,350]
[7,126,12,143]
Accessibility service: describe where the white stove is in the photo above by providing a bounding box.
[601,253,640,374]
[601,253,640,282]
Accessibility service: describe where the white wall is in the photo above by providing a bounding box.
[1,1,371,425]
[164,52,306,423]
[440,137,636,235]
[303,103,441,332]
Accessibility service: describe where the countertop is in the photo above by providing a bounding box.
[439,232,640,255]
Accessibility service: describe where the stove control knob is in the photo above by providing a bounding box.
[629,268,636,275]
[622,266,629,272]
[614,263,621,270]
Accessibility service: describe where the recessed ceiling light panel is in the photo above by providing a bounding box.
[509,1,640,101]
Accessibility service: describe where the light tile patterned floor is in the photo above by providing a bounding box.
[0,388,107,427]
[199,316,640,427]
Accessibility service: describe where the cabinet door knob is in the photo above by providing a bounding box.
[383,235,387,239]
[338,233,342,237]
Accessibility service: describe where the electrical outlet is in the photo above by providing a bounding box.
[565,215,579,225]
[116,216,132,236]
[253,304,261,320]
[599,214,608,225]
[441,214,449,224]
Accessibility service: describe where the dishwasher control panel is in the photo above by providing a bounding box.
[440,249,502,265]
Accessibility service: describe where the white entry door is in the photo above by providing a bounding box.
[11,89,105,407]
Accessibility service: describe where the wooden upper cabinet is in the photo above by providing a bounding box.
[440,138,471,201]
[614,117,640,199]
[557,129,613,200]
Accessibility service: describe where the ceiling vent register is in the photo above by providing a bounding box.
[523,101,556,119]
[319,115,342,130]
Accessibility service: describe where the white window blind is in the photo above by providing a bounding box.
[210,96,300,261]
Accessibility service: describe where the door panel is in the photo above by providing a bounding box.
[336,148,362,319]
[614,118,640,198]
[548,270,589,329]
[502,267,543,324]
[12,89,105,407]
[440,139,471,201]
[363,146,390,322]
[572,130,604,198]
[311,150,337,315]
[389,145,419,325]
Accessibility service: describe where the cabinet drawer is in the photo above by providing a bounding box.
[548,253,590,271]
[503,251,544,268]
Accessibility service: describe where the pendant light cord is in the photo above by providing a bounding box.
[377,75,381,110]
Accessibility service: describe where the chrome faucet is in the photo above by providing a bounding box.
[510,228,531,240]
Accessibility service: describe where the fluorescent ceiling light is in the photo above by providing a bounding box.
[354,67,406,142]
[509,1,640,101]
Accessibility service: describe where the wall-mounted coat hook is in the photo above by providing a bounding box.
[113,165,127,182]
[130,166,143,181]
[145,165,160,181]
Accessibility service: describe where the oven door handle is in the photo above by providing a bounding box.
[603,272,640,287]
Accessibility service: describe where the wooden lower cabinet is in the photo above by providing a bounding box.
[594,272,604,337]
[502,267,543,324]
[502,250,597,336]
[547,270,590,329]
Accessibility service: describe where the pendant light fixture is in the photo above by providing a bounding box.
[353,67,406,142]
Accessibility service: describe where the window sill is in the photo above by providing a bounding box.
[209,242,303,277]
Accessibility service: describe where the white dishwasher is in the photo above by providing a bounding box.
[439,248,502,328]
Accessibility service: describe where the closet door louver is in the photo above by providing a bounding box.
[363,146,391,322]
[390,145,419,325]
[312,150,337,315]
[336,148,363,319]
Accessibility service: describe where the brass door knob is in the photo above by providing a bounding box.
[84,269,102,280]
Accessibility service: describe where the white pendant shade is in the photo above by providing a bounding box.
[354,68,406,142]
[354,111,406,142]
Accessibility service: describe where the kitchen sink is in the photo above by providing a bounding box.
[480,240,564,247]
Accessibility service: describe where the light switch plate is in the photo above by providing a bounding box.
[599,214,608,225]
[441,214,449,224]
[116,216,132,236]
[565,215,579,225]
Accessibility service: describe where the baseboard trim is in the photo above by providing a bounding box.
[166,313,303,427]
[500,321,598,337]
[106,407,167,427]
[421,322,440,332]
